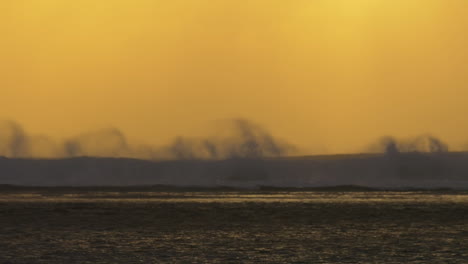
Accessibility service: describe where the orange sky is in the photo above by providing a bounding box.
[1,0,468,154]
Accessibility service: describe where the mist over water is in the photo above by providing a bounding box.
[64,128,131,158]
[1,118,459,160]
[0,121,29,158]
[1,119,468,188]
[163,119,295,160]
[369,135,450,155]
[0,119,461,160]
[0,119,294,160]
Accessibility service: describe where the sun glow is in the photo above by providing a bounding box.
[1,1,468,154]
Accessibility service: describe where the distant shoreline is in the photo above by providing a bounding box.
[1,184,466,193]
[1,153,468,189]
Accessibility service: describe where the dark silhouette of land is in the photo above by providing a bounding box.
[1,151,468,189]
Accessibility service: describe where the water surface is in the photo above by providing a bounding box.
[0,191,467,263]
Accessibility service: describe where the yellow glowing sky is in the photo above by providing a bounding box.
[1,0,468,154]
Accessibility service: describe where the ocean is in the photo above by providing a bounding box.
[0,190,467,263]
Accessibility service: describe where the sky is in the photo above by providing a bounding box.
[1,0,468,155]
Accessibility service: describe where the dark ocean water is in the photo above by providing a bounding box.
[0,191,467,263]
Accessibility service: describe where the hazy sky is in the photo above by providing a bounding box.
[1,0,468,154]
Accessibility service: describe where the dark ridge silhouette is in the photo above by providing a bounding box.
[1,184,464,193]
[1,119,468,189]
[0,152,467,189]
[0,184,243,193]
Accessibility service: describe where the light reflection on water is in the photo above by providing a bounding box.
[1,191,467,204]
[1,191,467,263]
